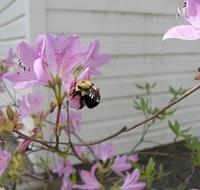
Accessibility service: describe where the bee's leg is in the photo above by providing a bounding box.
[79,96,84,109]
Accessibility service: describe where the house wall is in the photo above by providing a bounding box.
[1,0,200,154]
[0,0,26,55]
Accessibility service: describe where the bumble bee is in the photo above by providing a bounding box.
[72,80,101,109]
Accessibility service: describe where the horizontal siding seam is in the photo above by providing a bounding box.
[0,14,24,28]
[0,35,26,42]
[0,0,15,14]
[111,52,200,57]
[46,8,175,17]
[95,71,195,81]
[82,104,200,125]
[123,120,200,138]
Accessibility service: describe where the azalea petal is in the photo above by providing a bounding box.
[130,169,140,183]
[63,74,75,94]
[3,72,38,89]
[130,183,146,190]
[186,0,200,28]
[73,184,95,189]
[17,42,35,66]
[78,67,91,80]
[122,183,145,190]
[14,80,40,89]
[163,25,200,40]
[45,35,58,74]
[33,58,48,84]
[69,95,83,109]
[35,35,47,54]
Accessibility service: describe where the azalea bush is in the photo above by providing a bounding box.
[0,35,147,190]
[0,0,200,190]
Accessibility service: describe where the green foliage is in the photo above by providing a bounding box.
[134,97,150,116]
[168,120,191,141]
[185,137,200,167]
[134,83,156,117]
[185,137,200,151]
[8,154,25,182]
[36,157,51,173]
[169,86,186,100]
[141,157,168,189]
[135,83,156,95]
[156,109,176,120]
[133,84,190,189]
[134,83,177,119]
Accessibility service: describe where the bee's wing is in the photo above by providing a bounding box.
[88,88,101,102]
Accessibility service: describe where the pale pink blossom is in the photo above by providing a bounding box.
[164,0,200,40]
[73,163,102,190]
[74,146,88,158]
[4,34,109,91]
[61,177,73,190]
[120,169,145,190]
[60,110,82,133]
[92,143,114,162]
[112,155,131,176]
[16,128,38,152]
[53,159,74,178]
[128,154,139,162]
[4,36,48,89]
[17,93,44,118]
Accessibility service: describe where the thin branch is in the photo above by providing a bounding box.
[55,103,62,149]
[22,171,49,183]
[74,83,200,146]
[13,130,56,151]
[72,133,98,160]
[66,101,87,162]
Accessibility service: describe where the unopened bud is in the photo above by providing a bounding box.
[6,106,14,121]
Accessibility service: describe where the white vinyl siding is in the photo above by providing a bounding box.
[0,0,26,55]
[1,0,200,154]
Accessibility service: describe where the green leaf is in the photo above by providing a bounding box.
[150,83,157,88]
[145,157,156,177]
[168,120,180,137]
[37,157,50,172]
[135,84,145,89]
[185,137,200,151]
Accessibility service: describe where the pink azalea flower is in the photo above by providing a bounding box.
[81,40,110,76]
[128,154,139,162]
[4,36,49,89]
[16,128,38,152]
[53,159,74,190]
[60,110,82,133]
[0,148,12,176]
[4,34,109,90]
[92,143,114,162]
[120,169,145,190]
[73,163,102,190]
[53,159,74,178]
[163,0,200,40]
[17,93,44,118]
[61,176,73,190]
[112,155,131,176]
[74,146,88,158]
[0,48,16,92]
